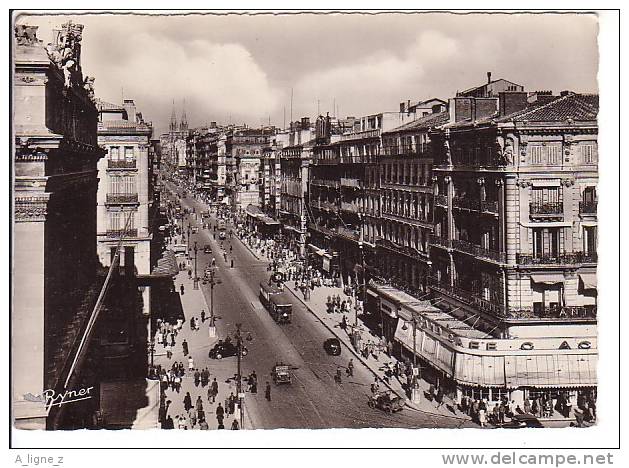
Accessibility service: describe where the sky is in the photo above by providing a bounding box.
[16,12,599,136]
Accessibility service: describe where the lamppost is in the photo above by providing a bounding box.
[193,241,199,290]
[401,314,422,403]
[234,323,252,430]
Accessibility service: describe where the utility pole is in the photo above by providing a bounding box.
[193,241,199,290]
[235,323,245,429]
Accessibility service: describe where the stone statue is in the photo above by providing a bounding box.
[83,76,95,100]
[15,24,40,46]
[503,140,514,165]
[444,140,452,165]
[45,21,84,88]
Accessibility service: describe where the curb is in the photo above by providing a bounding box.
[282,283,467,420]
[234,234,262,261]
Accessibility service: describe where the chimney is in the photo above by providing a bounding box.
[487,71,492,84]
[123,99,136,122]
[301,117,310,128]
[499,91,529,116]
[400,102,405,113]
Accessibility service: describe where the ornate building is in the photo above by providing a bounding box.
[420,90,598,404]
[95,98,153,312]
[161,101,188,174]
[13,22,105,429]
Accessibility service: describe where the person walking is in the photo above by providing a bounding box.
[183,392,193,412]
[231,419,239,430]
[194,369,201,387]
[265,381,272,401]
[210,377,219,403]
[200,310,206,323]
[216,402,225,421]
[182,339,189,356]
[347,358,354,377]
[180,284,185,295]
[188,355,194,371]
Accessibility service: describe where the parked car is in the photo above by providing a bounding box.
[203,244,212,254]
[208,340,248,360]
[500,414,544,429]
[323,337,342,356]
[368,391,405,413]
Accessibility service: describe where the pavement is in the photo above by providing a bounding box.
[234,233,470,421]
[155,182,478,430]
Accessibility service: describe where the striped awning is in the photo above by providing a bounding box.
[504,354,597,388]
[151,250,179,277]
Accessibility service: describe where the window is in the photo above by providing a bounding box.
[581,144,595,164]
[110,175,122,194]
[533,227,561,258]
[124,146,134,161]
[110,146,120,160]
[547,145,560,165]
[583,226,597,256]
[109,211,121,231]
[530,146,544,165]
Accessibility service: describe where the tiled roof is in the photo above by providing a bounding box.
[494,92,599,123]
[95,98,124,112]
[444,93,598,130]
[384,111,450,134]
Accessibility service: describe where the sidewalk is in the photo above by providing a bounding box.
[149,236,256,430]
[235,234,469,421]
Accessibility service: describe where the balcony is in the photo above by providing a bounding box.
[579,201,597,215]
[311,179,340,189]
[106,193,139,204]
[340,201,361,214]
[340,128,381,141]
[452,196,480,211]
[107,159,137,170]
[310,200,338,212]
[429,234,452,249]
[106,228,138,238]
[435,194,448,207]
[376,237,426,261]
[529,202,563,218]
[337,226,360,241]
[451,238,506,263]
[340,177,361,189]
[312,157,341,166]
[428,276,506,317]
[481,200,499,213]
[506,305,597,321]
[516,251,597,265]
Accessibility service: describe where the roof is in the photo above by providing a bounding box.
[460,78,522,95]
[383,111,449,134]
[95,99,125,112]
[444,92,598,130]
[494,92,598,123]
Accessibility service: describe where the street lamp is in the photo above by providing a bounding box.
[401,315,422,403]
[193,241,199,290]
[234,323,249,430]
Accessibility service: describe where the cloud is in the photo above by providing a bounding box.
[82,31,280,134]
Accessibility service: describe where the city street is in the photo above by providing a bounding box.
[164,183,473,429]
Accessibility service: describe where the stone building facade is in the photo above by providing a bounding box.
[13,22,105,429]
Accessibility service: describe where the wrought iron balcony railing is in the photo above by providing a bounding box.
[451,238,506,263]
[579,201,597,214]
[529,202,563,216]
[429,234,452,249]
[107,159,137,169]
[106,228,138,238]
[435,194,448,207]
[516,251,597,265]
[106,193,139,204]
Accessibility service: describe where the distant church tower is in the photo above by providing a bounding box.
[169,99,178,133]
[180,99,188,133]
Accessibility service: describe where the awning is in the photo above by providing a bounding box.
[455,354,506,387]
[530,273,565,285]
[394,320,455,376]
[579,273,597,290]
[504,354,597,388]
[150,250,179,277]
[245,204,263,217]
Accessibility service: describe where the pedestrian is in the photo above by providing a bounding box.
[190,317,195,330]
[335,366,343,384]
[194,369,201,387]
[216,402,225,421]
[265,381,272,401]
[188,355,194,371]
[183,392,193,412]
[228,392,236,414]
[180,284,185,295]
[182,339,188,356]
[201,310,206,323]
[164,415,174,429]
[196,395,204,413]
[436,387,444,408]
[210,377,219,403]
[198,419,209,430]
[231,419,239,430]
[347,358,354,377]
